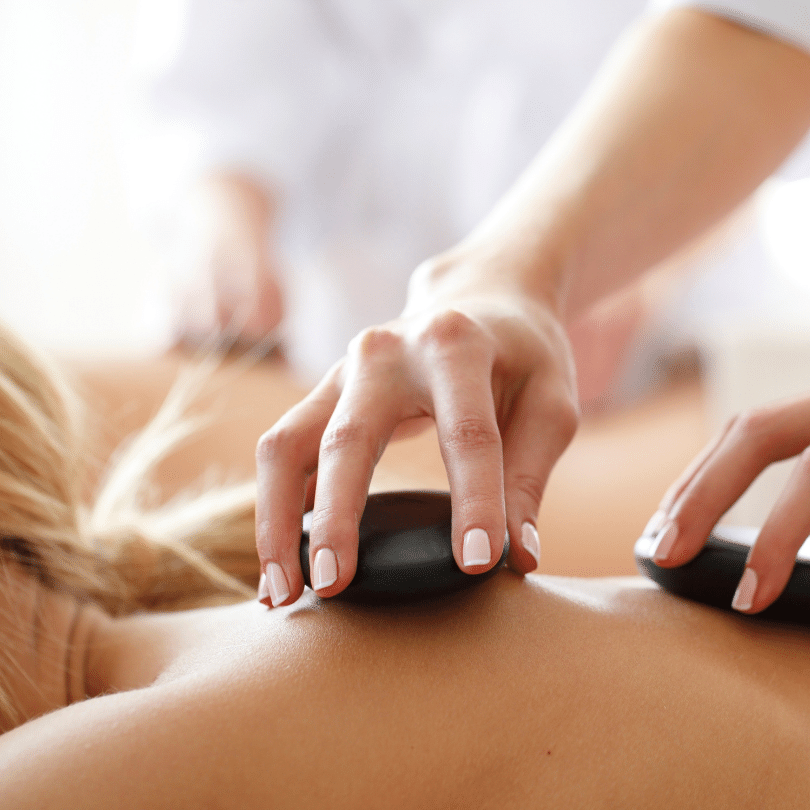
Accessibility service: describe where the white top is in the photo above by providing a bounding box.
[128,0,810,381]
[127,0,646,379]
[648,0,810,53]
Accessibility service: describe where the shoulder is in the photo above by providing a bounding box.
[0,681,234,810]
[0,621,492,810]
[0,580,553,810]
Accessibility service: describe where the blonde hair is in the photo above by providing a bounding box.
[0,323,261,724]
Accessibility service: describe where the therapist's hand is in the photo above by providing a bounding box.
[648,393,810,614]
[255,253,579,606]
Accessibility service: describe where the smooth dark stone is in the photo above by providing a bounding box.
[300,490,510,604]
[635,525,810,626]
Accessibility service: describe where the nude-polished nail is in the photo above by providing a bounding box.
[258,572,271,603]
[652,520,678,563]
[732,567,758,612]
[313,548,338,590]
[643,510,668,538]
[463,528,491,568]
[266,562,290,607]
[521,522,540,566]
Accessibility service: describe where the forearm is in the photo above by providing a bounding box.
[427,8,810,319]
[197,170,277,236]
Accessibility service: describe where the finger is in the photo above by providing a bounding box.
[304,471,318,513]
[308,328,421,597]
[653,398,810,567]
[641,420,738,553]
[255,369,341,607]
[651,417,737,522]
[423,312,505,573]
[502,373,579,573]
[731,447,810,614]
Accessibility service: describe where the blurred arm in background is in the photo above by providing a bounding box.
[173,170,283,347]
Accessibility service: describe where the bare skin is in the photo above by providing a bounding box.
[2,562,809,809]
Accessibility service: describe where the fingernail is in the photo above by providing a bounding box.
[521,522,540,566]
[463,528,491,568]
[652,520,678,563]
[313,548,338,590]
[643,509,667,538]
[258,572,271,603]
[266,562,290,607]
[732,567,758,612]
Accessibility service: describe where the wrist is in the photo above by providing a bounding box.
[407,236,569,321]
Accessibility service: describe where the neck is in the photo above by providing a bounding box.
[0,566,84,728]
[86,608,191,695]
[0,562,182,731]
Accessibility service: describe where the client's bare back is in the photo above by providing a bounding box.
[2,570,808,809]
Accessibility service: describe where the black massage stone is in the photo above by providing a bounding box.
[300,490,509,604]
[635,525,810,625]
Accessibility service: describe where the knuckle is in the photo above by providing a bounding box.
[420,309,481,352]
[724,408,779,464]
[263,524,298,558]
[256,423,302,464]
[307,506,341,540]
[320,417,370,457]
[309,507,357,545]
[508,471,546,506]
[444,416,500,453]
[730,407,773,447]
[348,325,403,363]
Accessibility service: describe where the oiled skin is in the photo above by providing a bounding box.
[2,572,809,809]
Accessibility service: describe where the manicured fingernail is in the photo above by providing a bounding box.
[643,510,667,538]
[313,548,338,590]
[732,567,758,612]
[521,522,540,566]
[463,528,491,568]
[652,520,678,563]
[266,562,290,607]
[258,572,271,603]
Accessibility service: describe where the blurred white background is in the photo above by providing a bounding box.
[0,0,654,361]
[1,0,810,529]
[1,0,809,470]
[0,0,172,357]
